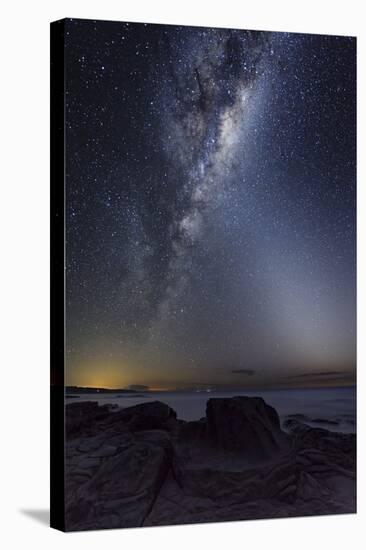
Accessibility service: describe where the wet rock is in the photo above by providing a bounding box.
[311,418,339,426]
[284,419,356,455]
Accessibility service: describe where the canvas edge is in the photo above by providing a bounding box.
[50,18,66,532]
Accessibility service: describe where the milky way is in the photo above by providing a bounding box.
[64,20,356,390]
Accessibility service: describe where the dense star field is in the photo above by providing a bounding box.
[64,19,356,390]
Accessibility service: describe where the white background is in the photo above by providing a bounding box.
[0,0,364,547]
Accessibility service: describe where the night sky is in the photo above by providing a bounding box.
[64,19,356,390]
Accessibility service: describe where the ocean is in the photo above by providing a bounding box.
[66,386,356,433]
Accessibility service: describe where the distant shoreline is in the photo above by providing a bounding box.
[65,384,356,394]
[65,386,138,394]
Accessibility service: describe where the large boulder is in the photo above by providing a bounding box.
[206,396,288,458]
[105,400,177,432]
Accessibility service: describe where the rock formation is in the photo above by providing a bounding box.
[206,396,288,457]
[64,397,356,531]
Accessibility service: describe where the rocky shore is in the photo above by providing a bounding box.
[65,396,356,531]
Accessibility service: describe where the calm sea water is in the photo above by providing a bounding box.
[66,386,356,433]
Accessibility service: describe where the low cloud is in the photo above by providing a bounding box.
[127,384,150,391]
[287,371,351,380]
[231,369,255,376]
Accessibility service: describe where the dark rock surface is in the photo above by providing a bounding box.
[103,400,177,432]
[286,413,342,428]
[65,397,356,531]
[206,396,288,457]
[66,401,115,437]
[67,430,172,530]
[311,418,339,426]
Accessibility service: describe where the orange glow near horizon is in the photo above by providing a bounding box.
[66,359,128,389]
[65,357,179,391]
[66,357,355,392]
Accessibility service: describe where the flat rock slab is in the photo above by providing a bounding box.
[65,430,173,531]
